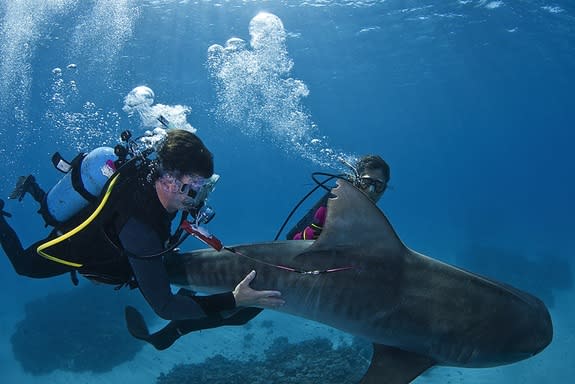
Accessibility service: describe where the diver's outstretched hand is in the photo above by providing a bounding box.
[233,270,285,309]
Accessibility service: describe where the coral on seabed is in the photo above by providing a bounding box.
[156,336,372,384]
[11,284,145,374]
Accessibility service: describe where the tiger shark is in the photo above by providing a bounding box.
[164,179,553,383]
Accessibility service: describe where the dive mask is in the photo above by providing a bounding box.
[339,157,387,194]
[358,176,387,194]
[181,173,220,213]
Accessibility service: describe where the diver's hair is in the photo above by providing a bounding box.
[356,155,390,181]
[156,129,214,178]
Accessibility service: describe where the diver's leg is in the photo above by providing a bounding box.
[0,201,29,274]
[125,306,263,351]
[125,305,225,351]
[0,199,71,278]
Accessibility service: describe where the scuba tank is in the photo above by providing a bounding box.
[43,147,118,225]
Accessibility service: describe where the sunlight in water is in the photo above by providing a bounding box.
[0,0,138,157]
[0,0,76,112]
[70,0,137,72]
[0,0,137,117]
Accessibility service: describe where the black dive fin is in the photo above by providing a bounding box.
[125,306,152,341]
[359,344,435,384]
[125,306,180,351]
[8,175,35,202]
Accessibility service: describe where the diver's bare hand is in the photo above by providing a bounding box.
[233,270,285,309]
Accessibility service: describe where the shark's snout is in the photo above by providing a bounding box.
[524,301,553,355]
[501,294,553,363]
[459,288,554,367]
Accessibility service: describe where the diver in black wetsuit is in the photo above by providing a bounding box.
[0,129,284,350]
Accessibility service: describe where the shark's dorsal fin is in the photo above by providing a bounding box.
[310,179,406,255]
[360,344,436,384]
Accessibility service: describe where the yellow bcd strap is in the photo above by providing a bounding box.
[36,174,120,267]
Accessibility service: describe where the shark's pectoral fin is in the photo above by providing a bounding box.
[359,344,435,384]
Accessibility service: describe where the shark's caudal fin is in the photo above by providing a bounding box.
[311,179,406,255]
[360,344,435,384]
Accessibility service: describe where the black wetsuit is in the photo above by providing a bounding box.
[0,166,261,347]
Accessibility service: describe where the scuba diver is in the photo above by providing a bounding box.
[0,128,284,351]
[285,155,390,240]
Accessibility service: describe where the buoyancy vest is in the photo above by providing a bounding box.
[39,158,174,286]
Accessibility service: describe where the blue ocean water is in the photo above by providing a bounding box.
[0,1,573,383]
